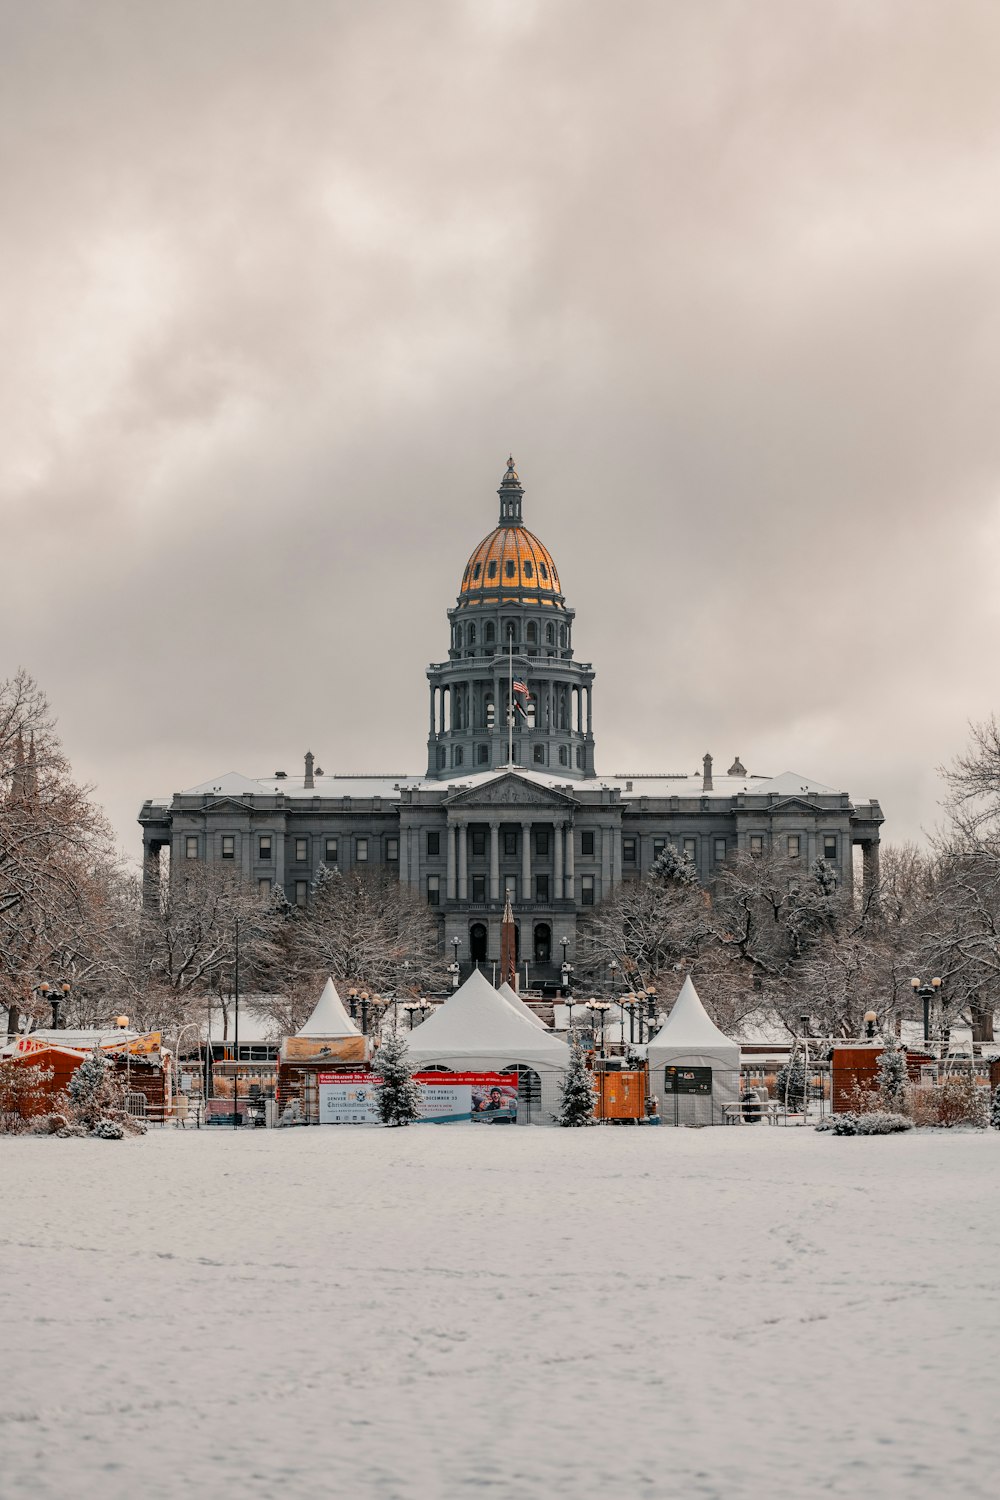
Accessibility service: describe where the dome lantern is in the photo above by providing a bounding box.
[497,455,524,525]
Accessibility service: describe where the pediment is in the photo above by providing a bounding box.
[445,773,577,809]
[200,796,259,815]
[766,797,830,817]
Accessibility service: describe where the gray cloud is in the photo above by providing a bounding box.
[4,0,1000,855]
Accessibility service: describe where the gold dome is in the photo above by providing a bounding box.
[459,525,562,605]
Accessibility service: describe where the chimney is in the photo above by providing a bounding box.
[304,750,315,789]
[702,753,713,792]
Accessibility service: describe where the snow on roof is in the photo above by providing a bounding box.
[497,981,550,1030]
[151,763,846,808]
[647,977,740,1066]
[297,977,360,1038]
[406,968,568,1067]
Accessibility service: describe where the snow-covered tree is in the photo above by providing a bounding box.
[876,1036,909,1111]
[990,1085,1000,1131]
[775,1052,806,1112]
[651,842,699,887]
[370,1029,421,1127]
[66,1046,127,1129]
[557,1040,596,1126]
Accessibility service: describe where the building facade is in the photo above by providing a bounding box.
[140,459,883,987]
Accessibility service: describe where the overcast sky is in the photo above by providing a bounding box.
[4,0,1000,859]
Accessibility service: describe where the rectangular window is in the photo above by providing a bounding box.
[683,837,697,861]
[386,837,399,861]
[581,830,595,857]
[295,837,308,863]
[294,881,308,907]
[427,875,440,906]
[259,835,272,861]
[221,835,235,860]
[185,835,199,860]
[787,835,801,859]
[472,875,486,902]
[714,837,727,864]
[325,837,338,864]
[533,744,545,764]
[749,834,764,857]
[477,744,490,765]
[504,830,518,857]
[623,837,637,863]
[823,835,838,861]
[535,873,550,902]
[535,830,549,857]
[653,839,665,860]
[427,831,440,857]
[356,838,369,862]
[472,829,487,858]
[258,878,272,897]
[581,874,595,906]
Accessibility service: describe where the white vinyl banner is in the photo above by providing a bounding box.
[318,1074,382,1125]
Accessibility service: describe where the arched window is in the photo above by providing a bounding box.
[505,560,516,578]
[455,625,463,649]
[473,562,482,580]
[469,923,488,962]
[576,747,584,767]
[454,745,464,766]
[559,746,569,766]
[546,623,554,644]
[488,561,498,578]
[437,746,446,769]
[468,624,476,647]
[523,561,533,578]
[485,695,495,729]
[485,622,496,644]
[539,563,549,580]
[559,625,567,647]
[526,621,537,645]
[505,620,517,642]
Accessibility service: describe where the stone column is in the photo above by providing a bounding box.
[565,821,575,900]
[489,821,500,902]
[612,826,622,887]
[521,821,532,900]
[586,686,592,735]
[458,820,468,901]
[447,822,457,901]
[429,687,435,735]
[601,825,613,892]
[553,818,564,900]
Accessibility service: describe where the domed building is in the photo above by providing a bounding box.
[139,459,884,989]
[427,458,595,779]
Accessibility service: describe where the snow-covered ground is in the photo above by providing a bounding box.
[2,1127,998,1500]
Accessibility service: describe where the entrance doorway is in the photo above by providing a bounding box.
[469,923,488,963]
[501,1064,542,1124]
[533,923,551,964]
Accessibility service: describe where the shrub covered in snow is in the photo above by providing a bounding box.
[775,1054,806,1112]
[935,1075,988,1129]
[831,1111,913,1136]
[0,1059,55,1132]
[91,1118,126,1140]
[876,1038,909,1112]
[557,1041,597,1126]
[370,1030,421,1127]
[991,1085,1000,1131]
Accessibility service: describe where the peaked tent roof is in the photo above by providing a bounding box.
[296,977,361,1038]
[406,967,568,1068]
[497,980,549,1030]
[646,976,740,1068]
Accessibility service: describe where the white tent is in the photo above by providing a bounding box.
[406,968,569,1123]
[296,977,361,1039]
[646,976,740,1125]
[497,980,550,1030]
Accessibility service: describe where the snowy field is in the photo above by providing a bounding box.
[2,1127,998,1500]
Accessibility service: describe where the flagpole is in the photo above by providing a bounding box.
[508,634,514,768]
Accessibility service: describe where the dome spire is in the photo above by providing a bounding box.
[497,455,524,525]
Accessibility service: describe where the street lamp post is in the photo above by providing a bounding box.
[38,981,71,1030]
[609,959,619,1001]
[587,999,611,1058]
[911,976,942,1048]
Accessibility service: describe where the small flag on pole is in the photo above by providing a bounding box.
[512,678,531,720]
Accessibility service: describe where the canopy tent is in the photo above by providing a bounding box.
[497,980,550,1031]
[297,977,360,1039]
[406,968,569,1123]
[646,976,740,1125]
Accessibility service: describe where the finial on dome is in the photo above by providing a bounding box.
[497,455,523,524]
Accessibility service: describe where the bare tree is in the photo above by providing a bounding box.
[289,864,446,999]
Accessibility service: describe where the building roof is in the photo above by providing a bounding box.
[296,977,361,1039]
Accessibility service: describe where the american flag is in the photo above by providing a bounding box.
[512,677,531,719]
